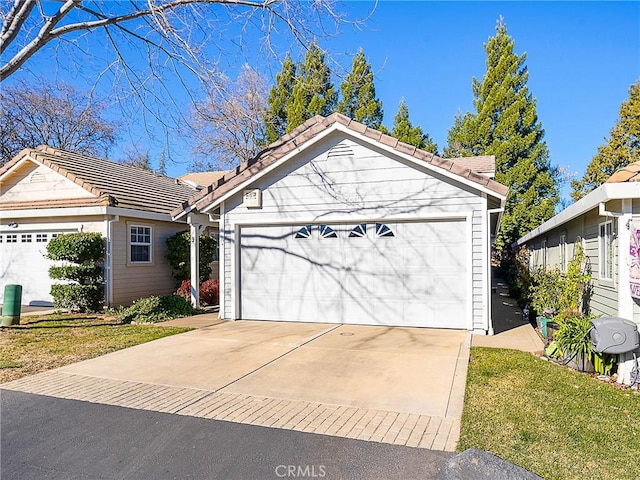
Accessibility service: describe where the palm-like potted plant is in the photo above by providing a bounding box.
[553,314,595,372]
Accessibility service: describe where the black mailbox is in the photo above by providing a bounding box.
[590,317,640,354]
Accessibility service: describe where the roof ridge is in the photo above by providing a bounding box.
[172,114,508,219]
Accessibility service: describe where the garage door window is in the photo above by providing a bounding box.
[21,234,32,243]
[375,223,394,237]
[130,226,152,263]
[349,223,367,238]
[294,225,312,239]
[36,234,48,243]
[319,224,337,238]
[6,234,17,243]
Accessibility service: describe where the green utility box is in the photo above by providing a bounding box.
[1,284,22,326]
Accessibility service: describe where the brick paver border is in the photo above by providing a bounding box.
[2,370,461,451]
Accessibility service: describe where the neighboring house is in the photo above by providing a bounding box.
[0,146,198,307]
[173,113,508,333]
[517,161,640,327]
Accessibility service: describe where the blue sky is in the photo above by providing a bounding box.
[7,1,640,203]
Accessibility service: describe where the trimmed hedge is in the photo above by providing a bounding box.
[47,232,105,312]
[48,264,103,284]
[50,284,103,313]
[46,232,105,263]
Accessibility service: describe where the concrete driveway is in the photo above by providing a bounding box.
[2,320,470,452]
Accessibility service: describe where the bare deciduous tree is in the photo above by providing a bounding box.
[0,1,355,150]
[0,80,117,165]
[190,65,266,170]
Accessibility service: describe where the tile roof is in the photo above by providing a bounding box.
[179,171,230,188]
[173,113,509,218]
[449,155,495,177]
[0,146,197,215]
[606,161,640,183]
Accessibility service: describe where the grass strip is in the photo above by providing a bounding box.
[0,314,191,383]
[460,347,640,480]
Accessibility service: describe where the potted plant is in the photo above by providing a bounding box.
[553,314,595,372]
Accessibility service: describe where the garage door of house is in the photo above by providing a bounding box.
[0,231,63,306]
[239,220,468,328]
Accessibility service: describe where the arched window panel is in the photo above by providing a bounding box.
[349,223,367,238]
[320,224,338,238]
[375,223,394,237]
[295,225,312,239]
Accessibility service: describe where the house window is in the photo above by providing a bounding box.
[36,233,48,243]
[349,224,367,238]
[541,239,547,269]
[130,225,152,263]
[599,221,613,280]
[6,234,17,243]
[559,234,567,272]
[375,223,394,238]
[294,225,312,239]
[21,234,32,243]
[319,224,337,238]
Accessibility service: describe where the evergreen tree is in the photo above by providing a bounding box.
[265,54,296,144]
[390,99,437,153]
[157,150,167,176]
[571,80,640,201]
[446,17,558,249]
[338,49,383,128]
[287,42,337,132]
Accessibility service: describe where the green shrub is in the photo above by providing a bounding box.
[529,243,591,318]
[166,230,217,282]
[47,232,105,312]
[49,284,103,313]
[120,295,194,324]
[46,232,105,263]
[49,264,103,284]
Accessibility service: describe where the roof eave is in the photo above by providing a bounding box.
[517,182,640,245]
[188,122,507,215]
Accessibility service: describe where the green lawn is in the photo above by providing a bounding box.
[460,347,640,480]
[0,313,191,383]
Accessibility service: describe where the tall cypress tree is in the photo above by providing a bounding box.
[390,99,437,153]
[265,53,296,144]
[338,48,383,128]
[446,17,558,249]
[287,42,337,132]
[571,80,640,201]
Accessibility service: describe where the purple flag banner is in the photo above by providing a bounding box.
[630,222,640,299]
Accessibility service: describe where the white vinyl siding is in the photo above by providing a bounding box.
[221,134,490,331]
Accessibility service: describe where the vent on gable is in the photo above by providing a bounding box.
[327,143,354,158]
[29,172,46,183]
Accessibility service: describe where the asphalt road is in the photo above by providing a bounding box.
[1,390,453,480]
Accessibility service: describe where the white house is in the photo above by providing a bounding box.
[173,113,508,333]
[0,146,198,307]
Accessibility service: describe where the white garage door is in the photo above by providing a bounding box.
[240,220,467,328]
[0,232,62,306]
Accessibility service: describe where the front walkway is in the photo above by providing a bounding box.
[472,274,544,353]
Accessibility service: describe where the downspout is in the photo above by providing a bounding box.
[106,215,119,307]
[487,207,505,335]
